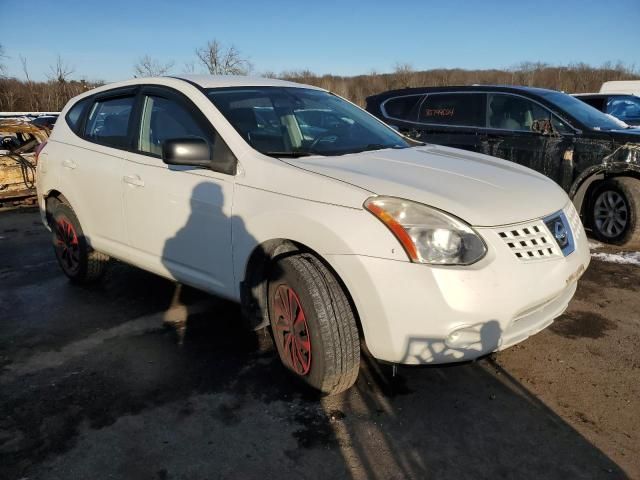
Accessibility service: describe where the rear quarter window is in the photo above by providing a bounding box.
[382,95,424,121]
[65,98,89,134]
[418,93,486,127]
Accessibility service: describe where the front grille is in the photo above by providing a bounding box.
[496,204,581,261]
[497,220,562,261]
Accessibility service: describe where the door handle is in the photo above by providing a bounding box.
[123,174,145,187]
[62,159,77,169]
[399,127,422,139]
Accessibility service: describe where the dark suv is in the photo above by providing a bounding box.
[366,85,640,246]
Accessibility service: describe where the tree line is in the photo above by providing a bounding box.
[1,39,638,112]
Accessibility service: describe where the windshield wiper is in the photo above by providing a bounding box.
[264,151,313,158]
[361,143,409,152]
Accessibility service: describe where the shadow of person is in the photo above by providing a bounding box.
[160,181,260,352]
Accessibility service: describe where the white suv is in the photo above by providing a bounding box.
[36,75,590,394]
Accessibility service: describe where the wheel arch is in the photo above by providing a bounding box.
[570,163,640,218]
[240,238,362,334]
[43,189,71,227]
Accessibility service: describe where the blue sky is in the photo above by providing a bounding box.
[2,0,638,82]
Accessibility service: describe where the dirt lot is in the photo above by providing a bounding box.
[0,206,638,479]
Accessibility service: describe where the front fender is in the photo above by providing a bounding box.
[231,184,409,295]
[570,159,640,213]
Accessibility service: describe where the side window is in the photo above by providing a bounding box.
[607,97,640,122]
[382,95,424,121]
[138,96,210,156]
[551,116,572,134]
[84,96,135,149]
[487,94,550,132]
[65,98,89,134]
[418,93,486,127]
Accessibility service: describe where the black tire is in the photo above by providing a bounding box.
[50,201,109,283]
[268,253,360,395]
[588,177,640,248]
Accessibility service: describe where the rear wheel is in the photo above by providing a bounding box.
[588,178,640,248]
[268,253,360,395]
[50,201,109,283]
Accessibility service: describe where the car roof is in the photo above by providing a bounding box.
[573,93,636,98]
[68,75,325,105]
[173,74,324,90]
[368,84,565,101]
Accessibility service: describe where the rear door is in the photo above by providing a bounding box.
[60,89,136,252]
[413,92,488,154]
[122,86,236,297]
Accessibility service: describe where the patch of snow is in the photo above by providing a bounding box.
[591,251,640,266]
[588,240,604,250]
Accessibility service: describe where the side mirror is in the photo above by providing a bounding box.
[162,138,212,168]
[531,119,556,136]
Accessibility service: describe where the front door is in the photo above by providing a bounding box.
[122,87,235,297]
[485,93,550,174]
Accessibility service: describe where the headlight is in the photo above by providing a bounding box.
[364,196,487,265]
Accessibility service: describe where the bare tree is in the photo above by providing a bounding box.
[0,44,7,77]
[392,62,415,89]
[46,55,75,110]
[195,40,251,75]
[18,55,41,110]
[19,55,32,83]
[182,60,197,74]
[133,55,175,77]
[48,55,74,83]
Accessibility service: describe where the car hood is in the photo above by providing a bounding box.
[286,145,568,226]
[607,128,640,142]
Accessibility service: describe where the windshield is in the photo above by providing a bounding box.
[206,87,410,157]
[538,90,627,131]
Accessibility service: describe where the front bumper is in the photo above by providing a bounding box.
[326,207,590,365]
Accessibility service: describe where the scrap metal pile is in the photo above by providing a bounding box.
[0,115,54,205]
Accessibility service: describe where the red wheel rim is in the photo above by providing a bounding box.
[272,284,312,375]
[54,218,80,272]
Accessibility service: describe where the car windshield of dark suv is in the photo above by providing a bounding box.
[538,90,629,131]
[207,87,410,157]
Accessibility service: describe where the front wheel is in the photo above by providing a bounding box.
[588,177,640,248]
[50,201,109,283]
[268,253,360,395]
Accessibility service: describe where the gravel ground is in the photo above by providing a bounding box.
[0,206,637,479]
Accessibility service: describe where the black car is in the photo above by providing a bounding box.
[573,93,640,127]
[30,115,59,129]
[366,85,640,246]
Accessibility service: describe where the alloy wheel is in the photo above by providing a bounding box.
[594,190,628,238]
[272,284,312,375]
[54,218,80,273]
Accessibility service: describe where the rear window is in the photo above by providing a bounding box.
[84,96,136,149]
[65,98,89,133]
[382,95,423,121]
[579,97,606,112]
[418,93,486,127]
